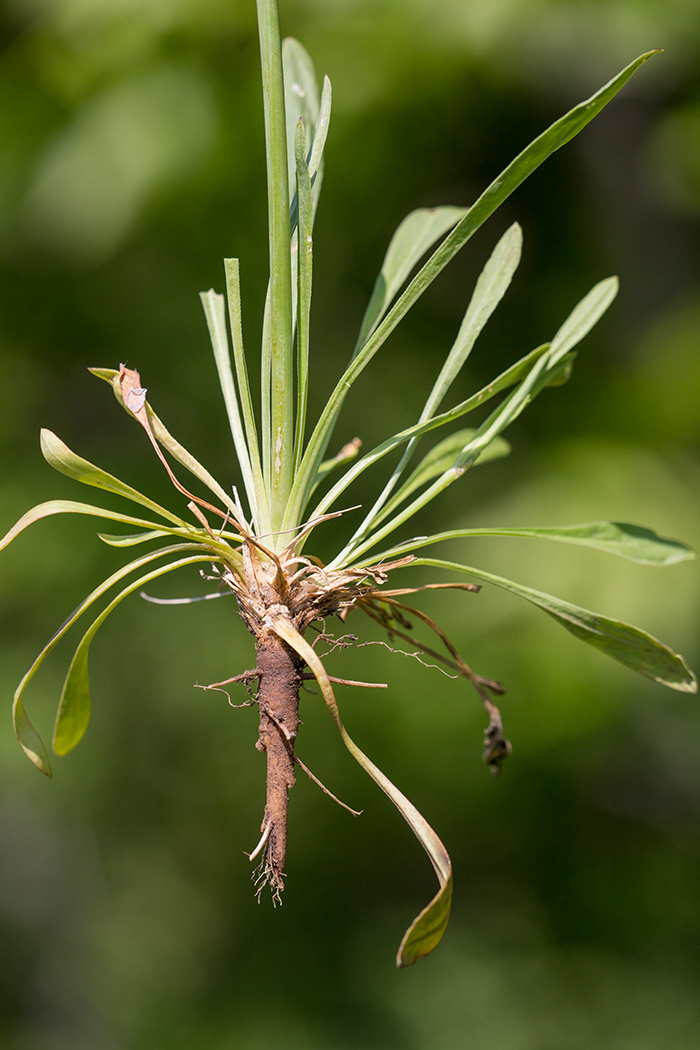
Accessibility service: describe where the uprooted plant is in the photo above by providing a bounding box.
[2,0,696,967]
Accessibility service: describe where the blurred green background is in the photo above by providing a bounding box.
[1,0,700,1047]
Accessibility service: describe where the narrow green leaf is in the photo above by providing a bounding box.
[223,260,269,534]
[331,349,556,566]
[90,367,240,518]
[308,74,331,198]
[97,530,169,547]
[411,558,698,692]
[554,275,617,365]
[294,119,314,471]
[342,224,522,547]
[40,429,187,527]
[53,553,218,755]
[549,277,618,365]
[0,499,198,553]
[200,288,263,529]
[258,0,295,535]
[333,273,617,567]
[377,430,511,524]
[270,615,453,967]
[283,37,321,203]
[306,345,551,528]
[288,52,657,527]
[356,206,467,352]
[422,222,523,419]
[284,38,330,233]
[13,697,52,777]
[376,522,694,567]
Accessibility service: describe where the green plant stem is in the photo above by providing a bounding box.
[257,0,294,537]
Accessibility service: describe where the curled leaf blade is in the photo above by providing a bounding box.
[269,614,452,967]
[13,697,52,777]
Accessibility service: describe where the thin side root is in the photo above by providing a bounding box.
[294,754,362,816]
[247,816,272,862]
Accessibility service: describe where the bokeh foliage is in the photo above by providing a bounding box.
[1,0,699,1046]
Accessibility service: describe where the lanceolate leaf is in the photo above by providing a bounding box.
[356,206,468,351]
[332,275,617,567]
[376,522,695,567]
[376,430,511,524]
[411,558,698,692]
[283,37,321,203]
[40,429,187,527]
[331,346,557,566]
[548,276,619,365]
[306,345,551,526]
[421,222,523,419]
[200,289,261,527]
[289,52,657,529]
[340,223,522,547]
[270,614,453,968]
[54,554,218,756]
[11,544,215,773]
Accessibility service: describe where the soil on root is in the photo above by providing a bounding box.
[254,627,302,898]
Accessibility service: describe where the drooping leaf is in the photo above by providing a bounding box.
[10,544,214,771]
[411,558,697,692]
[13,697,52,777]
[40,429,187,526]
[270,614,453,967]
[356,206,468,351]
[53,553,218,755]
[97,530,170,547]
[378,522,695,567]
[0,499,194,553]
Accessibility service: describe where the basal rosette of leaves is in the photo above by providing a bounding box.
[2,1,696,968]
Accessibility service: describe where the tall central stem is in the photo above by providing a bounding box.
[257,0,294,534]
